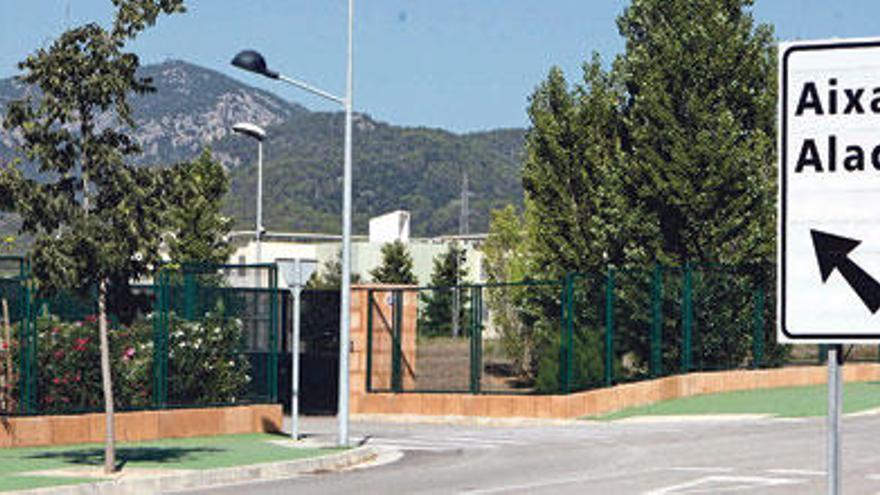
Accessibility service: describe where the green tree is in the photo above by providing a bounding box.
[307,248,362,289]
[482,205,533,376]
[523,59,635,278]
[617,0,776,265]
[419,242,468,337]
[616,0,778,371]
[0,0,185,473]
[519,0,781,388]
[369,240,417,285]
[522,59,635,390]
[165,150,233,266]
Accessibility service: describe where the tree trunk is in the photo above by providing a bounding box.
[98,280,117,473]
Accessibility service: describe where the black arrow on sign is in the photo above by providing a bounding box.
[811,229,880,314]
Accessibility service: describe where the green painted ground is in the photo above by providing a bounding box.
[0,433,338,492]
[594,382,880,420]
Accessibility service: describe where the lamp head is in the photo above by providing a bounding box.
[231,50,279,79]
[232,122,267,141]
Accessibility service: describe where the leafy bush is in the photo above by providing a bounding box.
[161,308,251,405]
[32,314,151,412]
[8,304,251,413]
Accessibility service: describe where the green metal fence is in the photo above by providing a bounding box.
[365,263,872,395]
[0,260,281,415]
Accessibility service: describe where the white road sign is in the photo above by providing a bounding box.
[277,258,318,290]
[779,38,880,343]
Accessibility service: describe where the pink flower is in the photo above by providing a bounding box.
[74,337,90,351]
[54,350,65,359]
[51,327,60,335]
[52,377,61,385]
[123,347,135,360]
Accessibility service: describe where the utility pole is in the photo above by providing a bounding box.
[460,170,470,237]
[452,170,470,338]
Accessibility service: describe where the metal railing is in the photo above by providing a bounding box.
[365,263,870,395]
[0,260,282,415]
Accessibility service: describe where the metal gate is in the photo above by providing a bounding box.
[279,289,340,414]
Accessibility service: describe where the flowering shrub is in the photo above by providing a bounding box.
[161,309,251,405]
[33,314,152,412]
[15,306,252,413]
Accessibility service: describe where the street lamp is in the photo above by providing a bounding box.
[231,122,267,264]
[231,0,354,448]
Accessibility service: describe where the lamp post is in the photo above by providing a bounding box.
[231,0,354,447]
[231,122,267,264]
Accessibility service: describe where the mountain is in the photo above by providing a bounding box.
[0,60,525,238]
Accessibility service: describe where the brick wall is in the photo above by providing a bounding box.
[0,404,282,448]
[348,287,880,418]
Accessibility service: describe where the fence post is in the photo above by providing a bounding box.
[152,271,162,407]
[153,270,169,408]
[559,274,571,394]
[681,263,693,374]
[752,285,765,369]
[566,274,575,393]
[366,289,374,393]
[558,276,566,394]
[651,265,663,378]
[471,287,483,394]
[391,290,403,393]
[19,278,32,414]
[160,270,169,407]
[470,287,483,394]
[604,266,615,387]
[268,266,278,403]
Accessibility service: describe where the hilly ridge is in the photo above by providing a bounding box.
[0,60,525,238]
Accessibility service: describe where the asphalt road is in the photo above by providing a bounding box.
[168,414,880,494]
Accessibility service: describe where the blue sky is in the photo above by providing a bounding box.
[1,1,879,132]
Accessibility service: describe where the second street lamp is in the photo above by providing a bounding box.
[232,0,354,447]
[231,122,267,264]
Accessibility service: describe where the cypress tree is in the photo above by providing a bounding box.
[420,242,469,337]
[617,0,776,265]
[370,240,417,285]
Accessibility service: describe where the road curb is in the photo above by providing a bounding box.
[352,413,579,427]
[5,445,379,495]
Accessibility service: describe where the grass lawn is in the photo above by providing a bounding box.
[0,433,339,492]
[594,382,880,420]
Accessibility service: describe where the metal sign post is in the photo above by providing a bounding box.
[776,38,880,494]
[827,346,842,495]
[277,259,317,441]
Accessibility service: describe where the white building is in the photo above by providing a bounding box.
[229,211,486,287]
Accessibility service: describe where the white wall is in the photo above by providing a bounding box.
[233,238,486,287]
[368,210,410,244]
